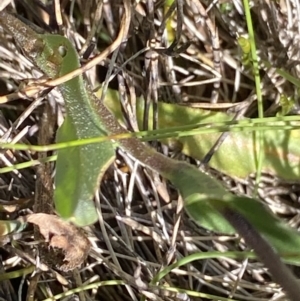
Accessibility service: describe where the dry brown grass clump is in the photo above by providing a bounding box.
[1,1,300,300]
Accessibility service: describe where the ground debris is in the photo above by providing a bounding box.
[26,213,90,271]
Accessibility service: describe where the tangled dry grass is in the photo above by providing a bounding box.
[1,1,300,300]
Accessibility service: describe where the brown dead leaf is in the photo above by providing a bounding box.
[26,213,91,271]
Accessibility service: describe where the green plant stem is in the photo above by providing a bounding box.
[243,0,264,192]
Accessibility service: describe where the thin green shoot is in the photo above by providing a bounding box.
[243,0,264,192]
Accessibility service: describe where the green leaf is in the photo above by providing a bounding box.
[173,163,300,264]
[103,90,300,180]
[166,161,235,233]
[34,35,118,227]
[228,196,300,264]
[54,114,115,227]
